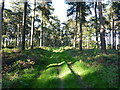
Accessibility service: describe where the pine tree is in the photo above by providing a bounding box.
[22,1,28,50]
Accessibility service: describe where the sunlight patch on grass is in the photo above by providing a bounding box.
[2,48,13,53]
[33,67,59,88]
[59,64,71,78]
[59,63,80,88]
[58,61,65,65]
[71,61,98,76]
[71,60,108,88]
[46,61,65,68]
[46,63,58,67]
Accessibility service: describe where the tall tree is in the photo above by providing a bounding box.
[39,0,45,47]
[30,0,36,49]
[0,0,4,51]
[98,2,106,54]
[78,2,91,50]
[67,2,91,50]
[67,2,77,48]
[111,2,120,49]
[94,2,99,48]
[37,1,52,47]
[22,1,27,50]
[74,3,78,48]
[78,2,83,51]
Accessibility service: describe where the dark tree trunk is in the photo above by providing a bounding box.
[98,2,106,54]
[0,5,2,50]
[40,20,43,47]
[22,1,27,50]
[1,0,4,18]
[79,3,82,51]
[95,2,99,48]
[0,0,4,50]
[79,22,82,51]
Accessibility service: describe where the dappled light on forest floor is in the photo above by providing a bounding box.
[33,67,59,88]
[2,47,119,88]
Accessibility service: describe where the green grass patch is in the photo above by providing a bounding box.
[33,67,59,88]
[2,47,119,88]
[60,64,80,88]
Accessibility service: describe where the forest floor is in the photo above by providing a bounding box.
[2,47,119,88]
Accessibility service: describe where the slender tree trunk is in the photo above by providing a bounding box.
[40,0,45,47]
[3,22,6,47]
[110,22,113,48]
[30,0,36,49]
[109,29,111,49]
[98,2,106,54]
[114,24,116,49]
[17,24,20,47]
[79,22,82,51]
[0,4,2,51]
[22,1,27,50]
[79,3,82,51]
[30,16,34,49]
[95,2,99,48]
[0,0,4,51]
[118,32,120,49]
[73,4,78,48]
[40,20,43,47]
[112,19,116,49]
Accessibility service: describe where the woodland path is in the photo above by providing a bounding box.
[32,48,91,88]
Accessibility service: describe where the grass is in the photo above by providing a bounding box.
[2,47,119,88]
[59,64,80,88]
[33,67,59,88]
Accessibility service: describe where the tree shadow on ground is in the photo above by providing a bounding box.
[2,47,119,88]
[2,48,59,88]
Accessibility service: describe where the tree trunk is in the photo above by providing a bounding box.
[0,0,4,51]
[98,2,106,54]
[114,24,116,49]
[95,2,99,49]
[40,20,43,47]
[30,0,36,49]
[40,1,45,47]
[17,24,20,47]
[0,4,2,51]
[21,1,27,50]
[112,19,116,49]
[79,3,82,51]
[73,3,78,48]
[79,22,82,51]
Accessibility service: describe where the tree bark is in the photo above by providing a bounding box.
[17,24,20,47]
[40,20,43,47]
[79,22,82,51]
[0,0,4,51]
[98,2,106,54]
[112,19,116,49]
[30,0,36,49]
[95,2,99,49]
[79,3,82,51]
[114,24,116,49]
[0,4,2,51]
[22,1,27,50]
[40,1,45,47]
[73,3,78,48]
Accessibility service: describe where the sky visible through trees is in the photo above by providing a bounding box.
[5,0,68,22]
